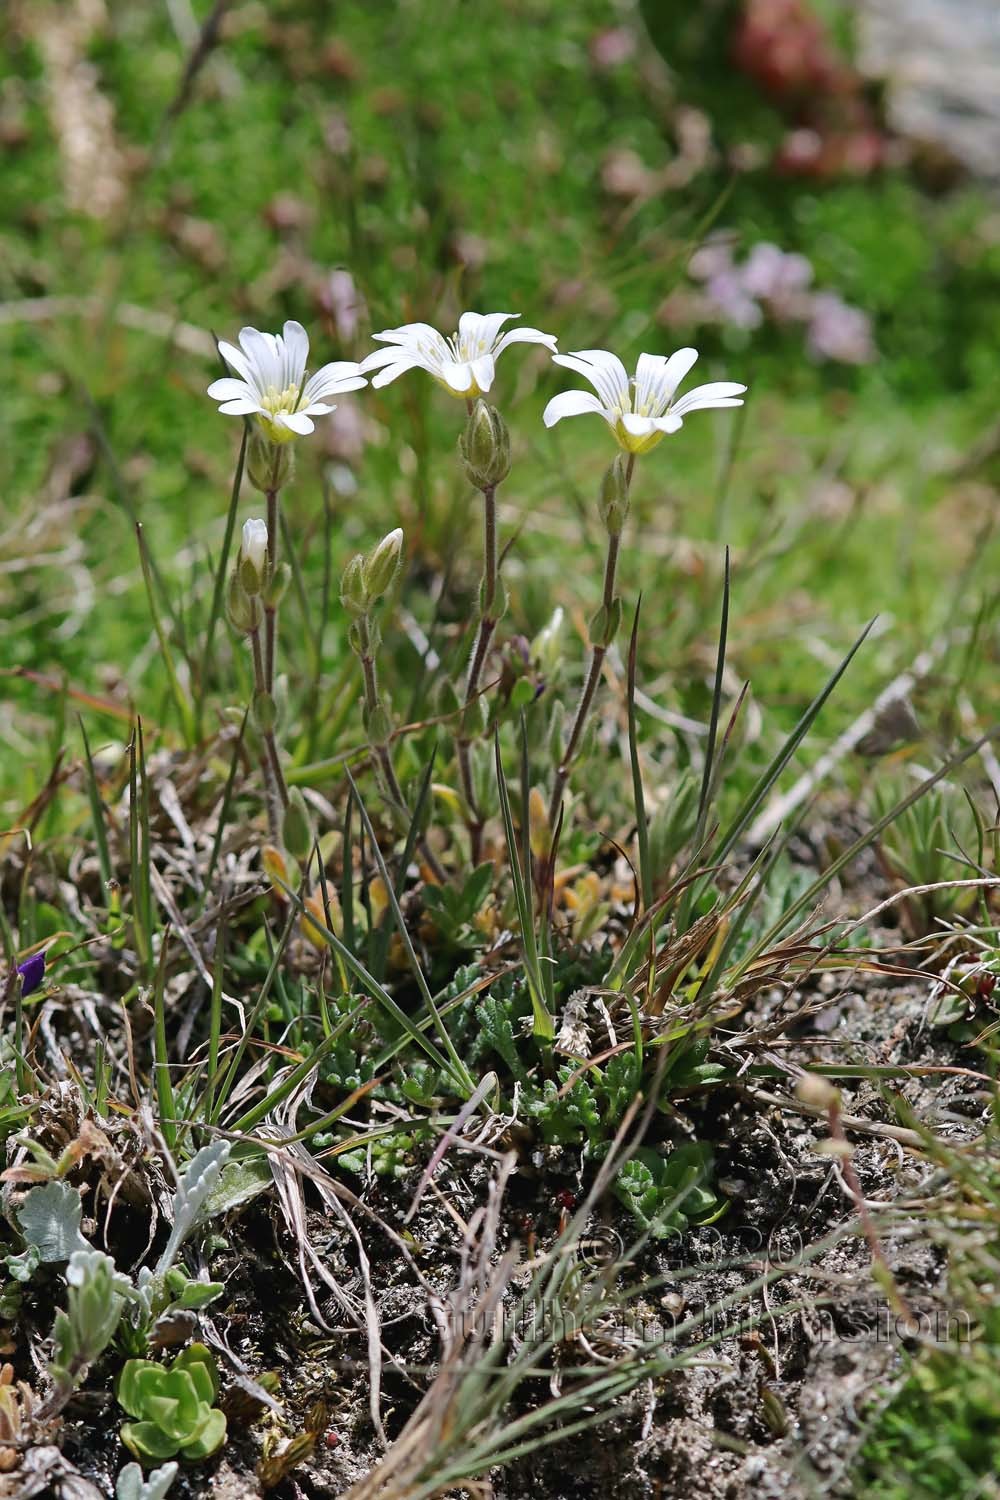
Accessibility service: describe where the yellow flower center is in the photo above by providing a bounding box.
[257,382,301,443]
[437,371,487,400]
[614,418,665,456]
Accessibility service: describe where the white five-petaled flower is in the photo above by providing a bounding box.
[543,347,746,455]
[208,321,367,443]
[360,312,557,399]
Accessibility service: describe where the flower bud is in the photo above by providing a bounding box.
[363,701,394,748]
[16,951,45,997]
[226,572,262,635]
[478,571,507,622]
[247,431,294,493]
[459,695,489,740]
[795,1073,840,1112]
[281,789,314,861]
[340,554,368,617]
[588,596,622,648]
[532,607,565,674]
[458,401,511,491]
[264,561,291,609]
[528,787,551,859]
[363,527,404,602]
[239,518,268,595]
[598,454,631,536]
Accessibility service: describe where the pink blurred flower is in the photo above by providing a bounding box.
[806,292,875,364]
[589,27,636,69]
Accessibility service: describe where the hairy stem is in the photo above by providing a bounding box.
[356,613,446,882]
[264,484,279,692]
[548,463,630,829]
[458,484,499,855]
[251,622,287,838]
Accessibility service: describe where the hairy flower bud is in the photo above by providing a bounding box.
[263,561,291,609]
[247,431,294,494]
[588,597,622,648]
[598,454,631,536]
[363,701,394,748]
[796,1073,839,1112]
[340,554,368,617]
[226,572,262,635]
[239,518,268,595]
[458,400,511,491]
[281,789,314,861]
[363,527,404,602]
[532,607,565,674]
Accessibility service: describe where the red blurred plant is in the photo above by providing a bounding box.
[732,0,889,178]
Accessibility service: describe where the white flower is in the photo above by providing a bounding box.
[241,518,268,574]
[543,347,746,455]
[207,321,366,443]
[360,312,557,399]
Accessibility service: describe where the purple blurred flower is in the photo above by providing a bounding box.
[589,26,636,69]
[741,242,813,313]
[704,269,764,331]
[806,292,875,365]
[689,236,875,364]
[689,241,736,283]
[16,951,45,997]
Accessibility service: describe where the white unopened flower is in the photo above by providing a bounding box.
[208,321,366,443]
[360,312,557,398]
[241,518,268,571]
[543,346,746,455]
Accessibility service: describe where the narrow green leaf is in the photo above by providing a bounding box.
[199,423,247,721]
[712,617,875,865]
[626,597,652,912]
[136,523,196,745]
[78,716,112,890]
[494,729,553,1040]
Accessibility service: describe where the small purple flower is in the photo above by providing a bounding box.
[806,292,876,365]
[704,269,764,331]
[741,242,813,304]
[16,952,45,997]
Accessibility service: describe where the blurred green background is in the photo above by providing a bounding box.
[3,0,1000,818]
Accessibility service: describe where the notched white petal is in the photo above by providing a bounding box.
[495,326,558,354]
[440,359,475,394]
[273,411,315,435]
[542,390,606,426]
[218,398,263,416]
[207,377,255,401]
[279,320,310,387]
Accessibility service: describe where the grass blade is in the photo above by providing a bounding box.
[199,422,247,724]
[136,522,196,745]
[78,715,112,890]
[694,547,730,853]
[152,926,176,1149]
[626,597,652,912]
[494,728,553,1040]
[346,767,475,1096]
[711,616,875,865]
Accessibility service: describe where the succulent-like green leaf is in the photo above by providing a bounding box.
[182,1406,226,1460]
[117,1344,226,1465]
[121,1420,181,1462]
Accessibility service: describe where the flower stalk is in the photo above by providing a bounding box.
[342,532,447,883]
[456,400,511,854]
[548,453,632,828]
[227,516,289,841]
[264,482,280,692]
